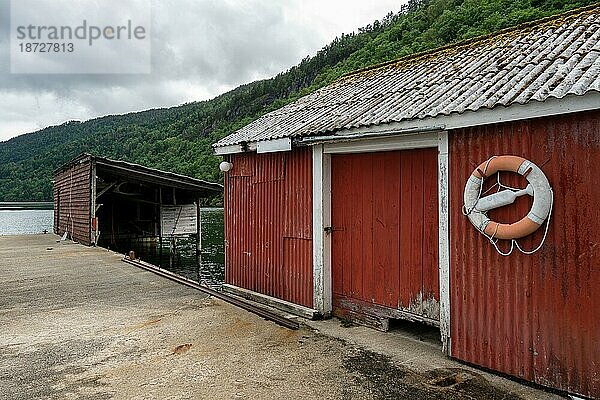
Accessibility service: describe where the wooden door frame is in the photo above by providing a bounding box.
[312,131,451,354]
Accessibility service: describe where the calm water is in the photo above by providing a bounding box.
[0,209,54,235]
[0,207,226,286]
[133,208,225,285]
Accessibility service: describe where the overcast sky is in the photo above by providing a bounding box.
[0,0,405,142]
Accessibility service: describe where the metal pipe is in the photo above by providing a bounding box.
[122,257,300,330]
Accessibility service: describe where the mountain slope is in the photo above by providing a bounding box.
[0,0,595,202]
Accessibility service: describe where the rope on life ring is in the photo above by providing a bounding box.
[463,155,553,256]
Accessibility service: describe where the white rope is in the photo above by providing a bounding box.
[496,171,521,192]
[485,193,552,256]
[513,189,553,255]
[462,156,496,216]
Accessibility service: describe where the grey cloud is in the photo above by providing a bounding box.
[1,0,310,91]
[0,0,403,141]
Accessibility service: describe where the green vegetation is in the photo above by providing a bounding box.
[0,0,594,203]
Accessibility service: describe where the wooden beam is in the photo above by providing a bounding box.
[96,182,117,198]
[312,144,332,316]
[438,131,451,355]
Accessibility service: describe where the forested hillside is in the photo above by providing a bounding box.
[0,0,595,202]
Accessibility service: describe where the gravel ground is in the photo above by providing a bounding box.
[0,234,564,400]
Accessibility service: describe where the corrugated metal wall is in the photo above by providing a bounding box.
[449,110,600,398]
[224,148,313,308]
[330,149,439,322]
[53,157,92,245]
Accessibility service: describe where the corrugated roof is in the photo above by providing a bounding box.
[56,153,223,193]
[214,6,600,148]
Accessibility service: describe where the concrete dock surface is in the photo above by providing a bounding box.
[0,235,564,400]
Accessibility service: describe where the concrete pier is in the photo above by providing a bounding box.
[0,235,562,399]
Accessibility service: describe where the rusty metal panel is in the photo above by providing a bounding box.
[215,8,600,149]
[53,156,92,245]
[331,149,439,324]
[283,238,313,306]
[449,110,600,398]
[224,148,313,308]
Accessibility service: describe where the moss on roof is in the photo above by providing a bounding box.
[338,3,600,84]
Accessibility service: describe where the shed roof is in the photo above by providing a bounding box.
[56,153,223,194]
[214,6,600,150]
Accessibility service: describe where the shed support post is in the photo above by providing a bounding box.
[196,198,202,281]
[159,186,163,267]
[312,144,332,316]
[438,131,451,355]
[90,161,97,245]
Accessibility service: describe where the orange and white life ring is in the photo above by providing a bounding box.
[463,155,553,241]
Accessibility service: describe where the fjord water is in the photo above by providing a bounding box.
[0,209,53,235]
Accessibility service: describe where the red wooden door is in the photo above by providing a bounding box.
[331,148,439,325]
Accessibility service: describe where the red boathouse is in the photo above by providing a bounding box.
[214,7,600,398]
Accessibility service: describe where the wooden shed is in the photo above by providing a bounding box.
[53,153,222,251]
[213,7,600,398]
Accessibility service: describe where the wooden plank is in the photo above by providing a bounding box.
[323,132,439,154]
[333,294,440,328]
[422,148,440,299]
[341,154,354,298]
[371,153,387,306]
[312,145,329,313]
[351,154,366,300]
[438,132,452,355]
[410,150,425,315]
[361,153,374,303]
[399,151,412,309]
[331,155,344,297]
[161,204,197,236]
[422,147,440,320]
[383,151,401,308]
[322,152,332,313]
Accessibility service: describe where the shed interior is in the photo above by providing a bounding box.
[89,156,222,269]
[96,177,196,249]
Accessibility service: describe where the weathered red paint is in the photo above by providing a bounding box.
[331,149,439,326]
[53,156,92,245]
[449,110,600,398]
[224,148,313,308]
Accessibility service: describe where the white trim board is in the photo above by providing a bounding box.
[256,137,292,154]
[323,132,439,154]
[312,130,452,354]
[438,131,451,355]
[312,145,332,316]
[214,144,244,155]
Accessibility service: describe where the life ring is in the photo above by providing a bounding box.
[463,155,552,240]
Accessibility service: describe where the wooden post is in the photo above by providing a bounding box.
[158,186,163,267]
[90,161,97,245]
[110,201,114,247]
[170,237,175,269]
[196,198,202,282]
[170,186,176,270]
